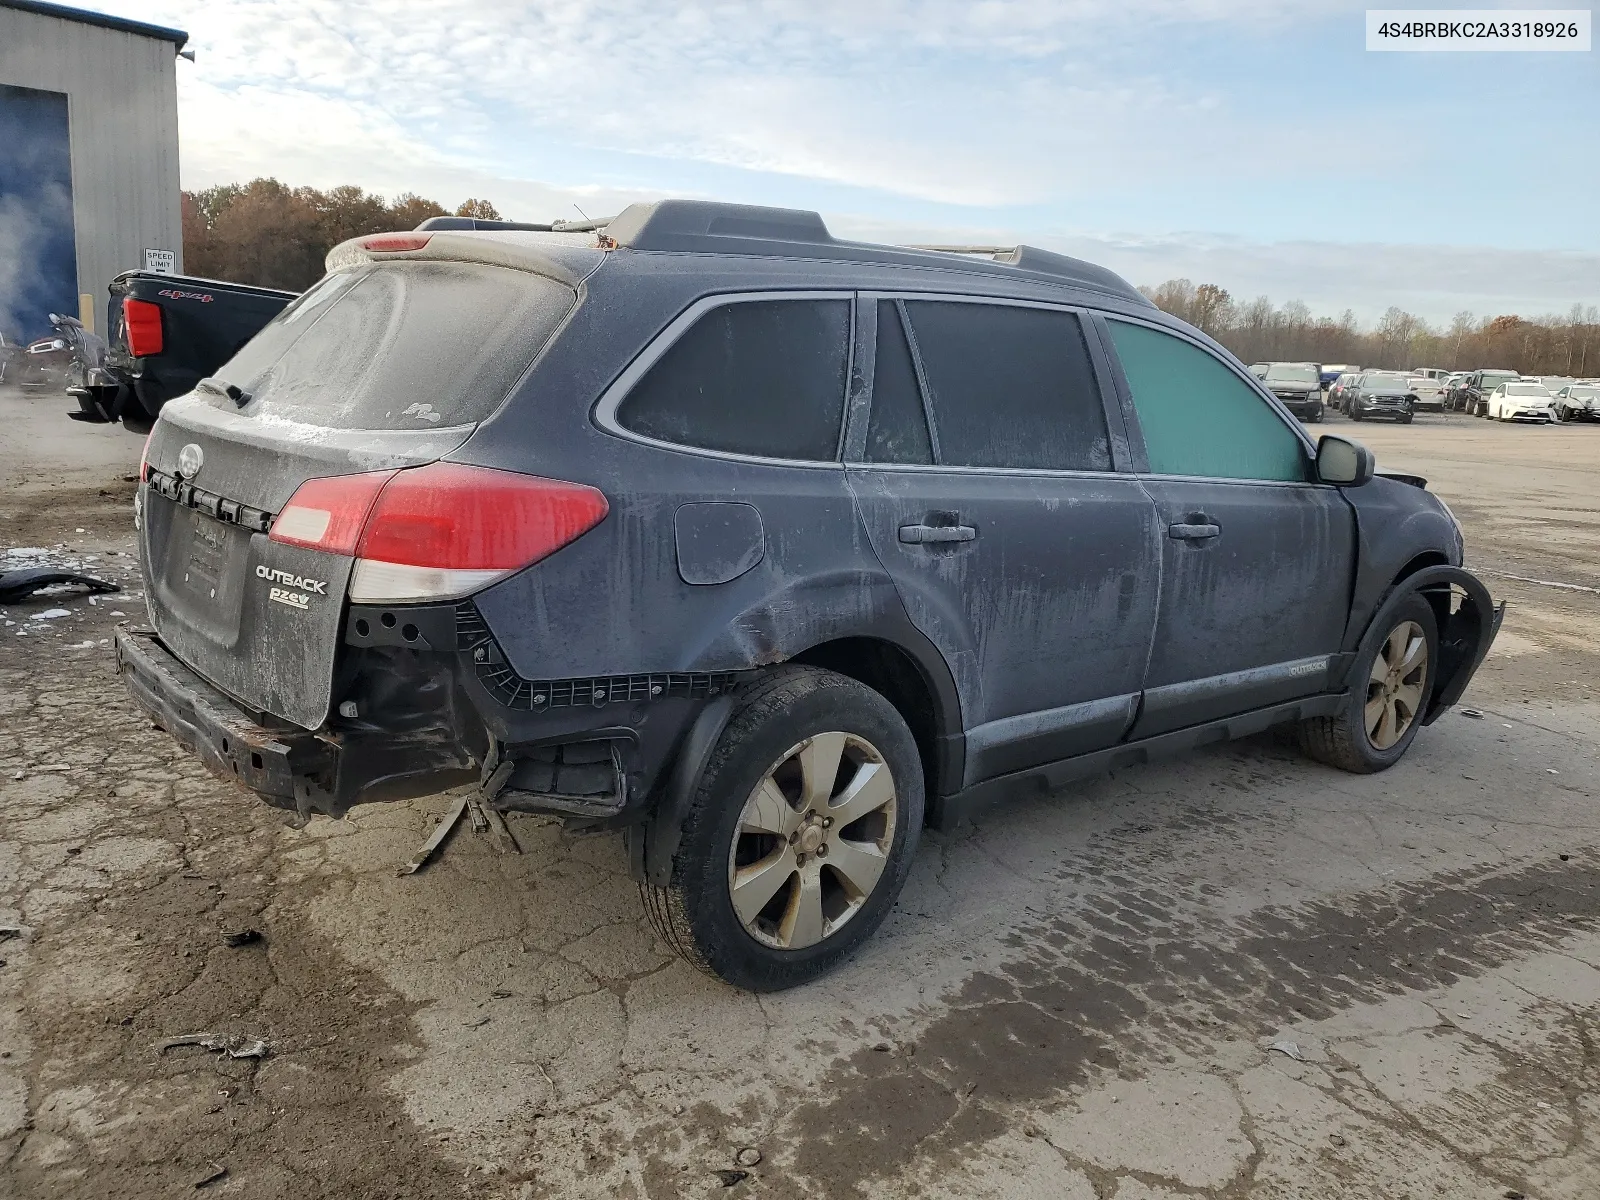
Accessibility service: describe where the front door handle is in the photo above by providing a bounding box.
[899,523,977,545]
[1168,522,1220,541]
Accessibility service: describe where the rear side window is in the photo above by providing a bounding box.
[865,302,933,464]
[617,298,850,461]
[1107,320,1308,482]
[219,262,574,430]
[899,301,1111,472]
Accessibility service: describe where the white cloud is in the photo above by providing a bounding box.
[74,0,1600,320]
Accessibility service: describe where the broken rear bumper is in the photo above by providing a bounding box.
[116,625,337,805]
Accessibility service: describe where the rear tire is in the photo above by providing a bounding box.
[642,666,924,991]
[1298,593,1437,774]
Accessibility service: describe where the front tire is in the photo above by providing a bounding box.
[1298,593,1437,774]
[643,666,924,991]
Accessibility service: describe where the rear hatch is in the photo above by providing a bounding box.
[141,251,581,729]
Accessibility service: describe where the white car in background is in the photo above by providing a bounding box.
[1406,374,1445,412]
[1552,383,1600,422]
[1487,382,1555,423]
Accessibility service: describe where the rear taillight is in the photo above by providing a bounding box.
[270,463,609,603]
[123,298,164,357]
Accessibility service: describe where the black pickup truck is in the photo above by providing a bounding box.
[70,271,296,433]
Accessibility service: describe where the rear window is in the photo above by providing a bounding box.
[216,262,574,430]
[616,298,850,461]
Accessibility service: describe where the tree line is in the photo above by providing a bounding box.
[180,181,1597,378]
[182,179,502,291]
[1142,278,1600,378]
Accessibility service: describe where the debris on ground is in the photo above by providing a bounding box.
[1329,1133,1347,1146]
[1266,1039,1306,1061]
[0,926,26,944]
[222,929,262,948]
[735,1147,762,1167]
[1461,708,1484,719]
[398,795,469,875]
[193,1162,228,1189]
[0,566,119,604]
[714,1169,750,1187]
[157,1032,272,1059]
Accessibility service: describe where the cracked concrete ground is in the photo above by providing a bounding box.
[2,387,1598,1198]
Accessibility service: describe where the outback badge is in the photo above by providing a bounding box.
[257,564,327,610]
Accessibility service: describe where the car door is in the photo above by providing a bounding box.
[1095,315,1357,739]
[845,296,1161,787]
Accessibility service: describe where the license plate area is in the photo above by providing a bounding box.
[152,497,253,647]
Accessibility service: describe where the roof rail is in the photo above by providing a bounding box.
[421,200,1150,305]
[415,216,556,232]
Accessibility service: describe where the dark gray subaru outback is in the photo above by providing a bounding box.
[119,200,1502,991]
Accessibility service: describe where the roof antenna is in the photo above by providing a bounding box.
[573,204,591,222]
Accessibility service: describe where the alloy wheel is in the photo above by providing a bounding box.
[1366,620,1428,750]
[727,732,898,950]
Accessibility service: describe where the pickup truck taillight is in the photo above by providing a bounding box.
[123,298,164,357]
[270,463,610,603]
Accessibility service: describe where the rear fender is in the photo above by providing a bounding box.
[1342,564,1503,726]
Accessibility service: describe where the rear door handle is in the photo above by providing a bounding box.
[899,523,977,545]
[1168,522,1220,541]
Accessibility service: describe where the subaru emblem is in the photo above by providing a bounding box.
[177,443,204,479]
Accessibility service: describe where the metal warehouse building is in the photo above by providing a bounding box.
[0,0,187,343]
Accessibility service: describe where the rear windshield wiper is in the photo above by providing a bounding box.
[196,376,253,406]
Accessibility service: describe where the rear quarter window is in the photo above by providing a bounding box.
[216,262,575,430]
[615,298,851,461]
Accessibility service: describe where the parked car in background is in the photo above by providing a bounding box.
[70,271,298,433]
[115,199,1502,990]
[1462,369,1521,415]
[0,331,16,382]
[1534,376,1576,397]
[1407,374,1445,412]
[1487,382,1554,423]
[1321,363,1358,390]
[1347,371,1417,423]
[1553,383,1600,422]
[1248,362,1270,378]
[16,313,106,392]
[1329,372,1362,413]
[1442,373,1471,408]
[1259,361,1325,422]
[1410,368,1449,383]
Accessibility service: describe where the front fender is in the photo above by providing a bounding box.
[1342,564,1503,726]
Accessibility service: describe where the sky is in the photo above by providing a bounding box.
[87,0,1600,324]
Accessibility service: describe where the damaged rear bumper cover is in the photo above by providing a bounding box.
[115,622,731,825]
[116,625,336,806]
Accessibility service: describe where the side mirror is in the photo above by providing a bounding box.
[1316,435,1374,487]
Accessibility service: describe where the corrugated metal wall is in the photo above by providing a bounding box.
[0,5,182,334]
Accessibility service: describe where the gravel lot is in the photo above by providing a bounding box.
[2,387,1597,1199]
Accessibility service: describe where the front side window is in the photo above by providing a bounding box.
[895,300,1111,471]
[1107,320,1308,482]
[616,298,850,461]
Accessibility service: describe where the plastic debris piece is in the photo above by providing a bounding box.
[0,567,118,604]
[157,1032,271,1059]
[194,1163,228,1189]
[34,609,72,620]
[735,1147,762,1167]
[398,794,469,875]
[222,929,262,948]
[1267,1040,1306,1062]
[714,1170,750,1187]
[1460,708,1484,719]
